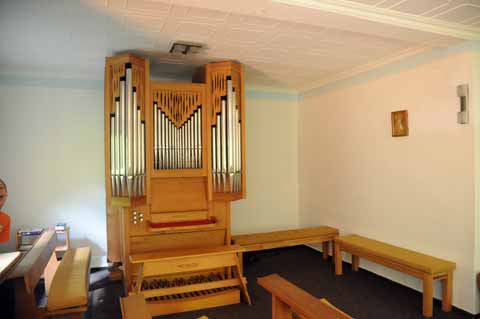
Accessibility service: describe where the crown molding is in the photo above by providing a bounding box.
[301,41,480,97]
[273,0,480,40]
[299,44,431,92]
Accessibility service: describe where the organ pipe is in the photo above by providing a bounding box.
[153,105,203,170]
[109,64,146,198]
[211,77,242,193]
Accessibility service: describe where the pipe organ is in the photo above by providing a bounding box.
[104,55,247,316]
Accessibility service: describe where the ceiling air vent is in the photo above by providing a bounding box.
[169,41,205,55]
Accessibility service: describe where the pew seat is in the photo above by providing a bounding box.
[334,235,455,318]
[232,226,339,261]
[45,247,92,318]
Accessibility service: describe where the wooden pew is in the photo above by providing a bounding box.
[45,247,91,318]
[334,234,456,318]
[7,229,92,319]
[258,274,352,319]
[232,226,339,273]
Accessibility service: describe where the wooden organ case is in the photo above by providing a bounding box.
[104,54,248,316]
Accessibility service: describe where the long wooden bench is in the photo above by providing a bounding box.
[8,229,91,319]
[232,226,339,272]
[258,274,352,319]
[334,234,455,318]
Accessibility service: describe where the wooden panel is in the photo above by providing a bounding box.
[151,211,208,224]
[147,289,240,316]
[130,229,226,254]
[142,254,237,277]
[121,295,152,319]
[131,245,244,263]
[107,206,122,262]
[151,177,208,212]
[9,230,56,294]
[258,274,352,319]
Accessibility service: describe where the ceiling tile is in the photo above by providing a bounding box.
[376,0,404,9]
[126,0,171,13]
[389,0,449,15]
[1,0,478,91]
[434,4,480,22]
[185,6,228,21]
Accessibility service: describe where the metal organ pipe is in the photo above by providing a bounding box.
[109,64,146,198]
[152,102,203,170]
[210,77,242,193]
[119,77,126,196]
[215,113,221,191]
[198,108,202,168]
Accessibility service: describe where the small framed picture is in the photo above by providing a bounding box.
[391,110,408,137]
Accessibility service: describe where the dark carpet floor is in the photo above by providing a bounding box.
[86,246,475,319]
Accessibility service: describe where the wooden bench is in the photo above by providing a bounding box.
[8,229,91,319]
[232,226,339,272]
[258,274,352,319]
[334,235,455,318]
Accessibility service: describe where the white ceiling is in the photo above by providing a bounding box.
[0,0,478,91]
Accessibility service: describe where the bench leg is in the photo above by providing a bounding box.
[334,242,342,275]
[442,271,453,312]
[272,295,293,319]
[322,241,329,260]
[238,252,244,275]
[423,274,433,318]
[351,255,359,272]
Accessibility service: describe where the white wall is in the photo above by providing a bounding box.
[232,95,299,234]
[0,81,300,259]
[299,51,477,312]
[0,85,107,259]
